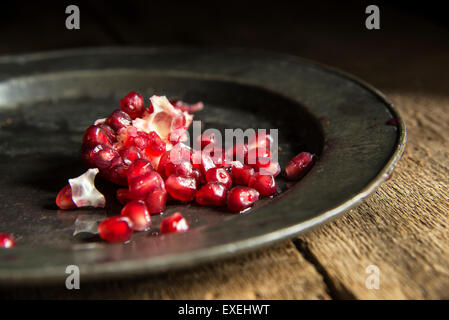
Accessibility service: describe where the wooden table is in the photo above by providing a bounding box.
[0,2,447,299]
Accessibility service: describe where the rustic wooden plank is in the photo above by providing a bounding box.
[0,241,330,299]
[297,91,449,299]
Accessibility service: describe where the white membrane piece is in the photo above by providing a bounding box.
[68,168,106,208]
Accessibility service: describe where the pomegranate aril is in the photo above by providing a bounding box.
[248,132,273,151]
[132,131,151,150]
[0,233,15,248]
[284,152,315,181]
[245,148,271,166]
[98,216,133,243]
[196,132,217,150]
[106,109,132,131]
[252,158,281,177]
[227,186,260,212]
[127,159,154,184]
[107,164,128,186]
[205,167,232,189]
[196,182,227,206]
[82,125,113,147]
[145,131,166,157]
[248,173,277,197]
[163,159,194,179]
[165,175,197,202]
[121,200,151,231]
[56,184,76,209]
[97,124,116,142]
[192,151,216,176]
[116,188,137,205]
[120,146,141,166]
[226,143,248,163]
[230,163,255,186]
[120,91,145,119]
[145,189,167,214]
[92,144,119,169]
[157,144,192,178]
[160,212,189,234]
[129,171,165,199]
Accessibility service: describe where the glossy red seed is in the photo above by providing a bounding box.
[129,171,165,199]
[132,131,151,150]
[120,91,145,119]
[97,124,116,142]
[284,152,315,181]
[230,163,255,186]
[121,200,151,231]
[245,148,271,166]
[98,216,133,243]
[92,144,119,169]
[116,188,137,205]
[195,182,227,206]
[107,164,128,186]
[106,109,132,131]
[248,132,273,151]
[226,143,248,163]
[248,173,277,197]
[82,125,113,147]
[56,184,76,209]
[145,189,167,214]
[144,131,166,157]
[205,167,232,189]
[252,158,281,177]
[160,212,189,234]
[157,144,192,178]
[0,233,15,248]
[165,175,197,202]
[127,159,154,184]
[120,146,141,166]
[196,132,217,150]
[227,186,260,212]
[192,151,216,176]
[163,159,194,180]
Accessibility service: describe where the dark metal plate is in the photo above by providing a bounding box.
[0,48,405,284]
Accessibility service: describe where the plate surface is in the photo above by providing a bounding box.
[0,48,405,284]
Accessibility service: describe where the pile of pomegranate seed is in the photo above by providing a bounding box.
[54,92,315,244]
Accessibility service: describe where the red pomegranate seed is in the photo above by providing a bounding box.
[132,131,151,150]
[165,175,197,202]
[98,124,116,142]
[284,152,315,181]
[160,212,189,234]
[245,147,271,165]
[205,167,232,189]
[56,184,76,209]
[116,188,137,205]
[82,125,113,147]
[248,132,273,151]
[230,162,255,186]
[192,151,216,176]
[251,157,281,177]
[248,173,277,196]
[226,143,248,163]
[0,233,15,248]
[129,171,165,199]
[158,144,192,177]
[196,182,227,206]
[91,144,119,169]
[227,186,260,212]
[98,216,133,243]
[120,91,145,119]
[106,109,132,131]
[107,164,128,186]
[120,146,141,166]
[121,200,151,231]
[196,132,217,150]
[145,188,167,214]
[127,159,154,184]
[145,131,166,157]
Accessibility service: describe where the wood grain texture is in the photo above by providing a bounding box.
[0,241,329,299]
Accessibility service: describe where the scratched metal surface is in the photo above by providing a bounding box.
[0,48,405,284]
